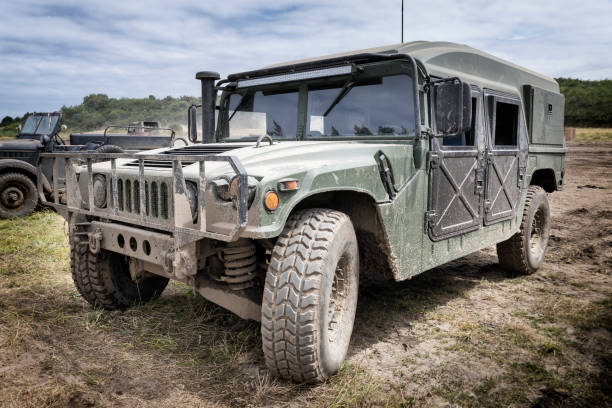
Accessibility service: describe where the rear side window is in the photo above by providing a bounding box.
[494,102,518,146]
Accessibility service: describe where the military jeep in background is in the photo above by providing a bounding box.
[0,113,183,218]
[41,41,566,383]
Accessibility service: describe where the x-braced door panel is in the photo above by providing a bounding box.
[427,90,484,241]
[483,91,525,225]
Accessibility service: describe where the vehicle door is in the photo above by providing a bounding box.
[483,90,527,224]
[427,87,484,240]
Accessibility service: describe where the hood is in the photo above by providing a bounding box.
[0,138,42,151]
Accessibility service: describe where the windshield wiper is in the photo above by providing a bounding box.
[323,81,355,117]
[226,94,249,123]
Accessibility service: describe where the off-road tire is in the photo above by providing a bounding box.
[70,234,168,310]
[497,186,551,274]
[261,208,359,383]
[0,172,38,219]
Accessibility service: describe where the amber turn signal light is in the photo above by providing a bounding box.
[264,191,279,211]
[278,179,299,192]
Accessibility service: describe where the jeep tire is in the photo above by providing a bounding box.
[497,186,551,274]
[70,234,168,310]
[261,209,359,383]
[0,172,38,219]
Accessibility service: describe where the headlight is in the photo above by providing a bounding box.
[93,174,107,208]
[213,175,257,207]
[185,181,198,221]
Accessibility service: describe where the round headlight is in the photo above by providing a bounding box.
[93,174,107,208]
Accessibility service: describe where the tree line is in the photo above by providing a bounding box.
[556,78,611,127]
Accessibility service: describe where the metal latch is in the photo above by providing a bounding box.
[377,153,397,200]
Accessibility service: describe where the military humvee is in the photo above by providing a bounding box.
[41,41,566,383]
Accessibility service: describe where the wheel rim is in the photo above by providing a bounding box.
[528,207,546,258]
[328,255,350,344]
[1,185,26,210]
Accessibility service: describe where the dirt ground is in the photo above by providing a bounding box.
[0,142,610,407]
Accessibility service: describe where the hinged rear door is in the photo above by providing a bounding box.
[427,88,484,241]
[483,91,526,224]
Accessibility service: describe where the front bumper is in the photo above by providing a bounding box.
[38,151,250,243]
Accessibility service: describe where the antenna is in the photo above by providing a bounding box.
[401,0,404,43]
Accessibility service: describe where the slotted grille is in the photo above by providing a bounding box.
[110,177,169,219]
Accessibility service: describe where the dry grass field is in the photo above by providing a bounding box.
[0,141,611,407]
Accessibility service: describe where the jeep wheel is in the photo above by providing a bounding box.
[0,172,38,219]
[70,234,168,310]
[261,209,359,383]
[497,186,551,274]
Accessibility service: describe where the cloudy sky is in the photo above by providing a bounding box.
[1,0,610,118]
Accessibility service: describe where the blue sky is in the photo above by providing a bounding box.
[1,0,611,118]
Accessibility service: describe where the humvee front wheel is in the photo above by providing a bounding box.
[70,234,168,310]
[261,209,359,383]
[497,186,551,274]
[0,172,38,219]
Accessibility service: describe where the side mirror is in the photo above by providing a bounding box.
[187,104,199,143]
[432,79,472,135]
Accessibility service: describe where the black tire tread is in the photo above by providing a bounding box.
[261,208,348,383]
[70,233,167,310]
[0,172,38,219]
[497,185,545,274]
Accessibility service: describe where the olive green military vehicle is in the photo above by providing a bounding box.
[41,41,566,383]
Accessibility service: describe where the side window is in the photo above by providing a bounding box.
[494,101,518,146]
[443,97,477,147]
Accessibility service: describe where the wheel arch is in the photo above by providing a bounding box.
[288,190,395,281]
[530,168,557,193]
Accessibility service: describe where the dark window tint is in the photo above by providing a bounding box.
[443,97,477,147]
[306,75,415,138]
[494,102,518,146]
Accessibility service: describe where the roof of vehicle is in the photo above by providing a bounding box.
[264,41,559,95]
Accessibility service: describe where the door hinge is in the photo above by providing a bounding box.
[475,168,485,195]
[484,200,492,213]
[424,210,436,232]
[428,153,440,171]
[518,167,526,188]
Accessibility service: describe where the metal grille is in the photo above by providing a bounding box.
[111,177,169,219]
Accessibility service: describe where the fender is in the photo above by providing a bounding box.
[0,159,52,201]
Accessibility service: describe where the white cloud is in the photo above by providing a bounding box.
[0,0,610,117]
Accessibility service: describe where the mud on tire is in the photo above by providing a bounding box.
[261,208,359,383]
[0,172,38,219]
[497,185,551,274]
[70,233,168,310]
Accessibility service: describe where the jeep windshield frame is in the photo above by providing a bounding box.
[18,112,61,140]
[216,55,422,142]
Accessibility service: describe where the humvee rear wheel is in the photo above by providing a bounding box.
[497,186,550,274]
[261,209,359,383]
[70,234,168,310]
[0,172,38,219]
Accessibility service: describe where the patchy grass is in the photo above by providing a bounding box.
[575,127,612,142]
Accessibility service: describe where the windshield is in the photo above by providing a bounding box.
[225,88,299,140]
[20,115,59,135]
[306,75,415,137]
[220,73,416,141]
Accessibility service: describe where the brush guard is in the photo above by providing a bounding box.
[37,151,249,245]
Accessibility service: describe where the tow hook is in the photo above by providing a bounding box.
[88,229,103,255]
